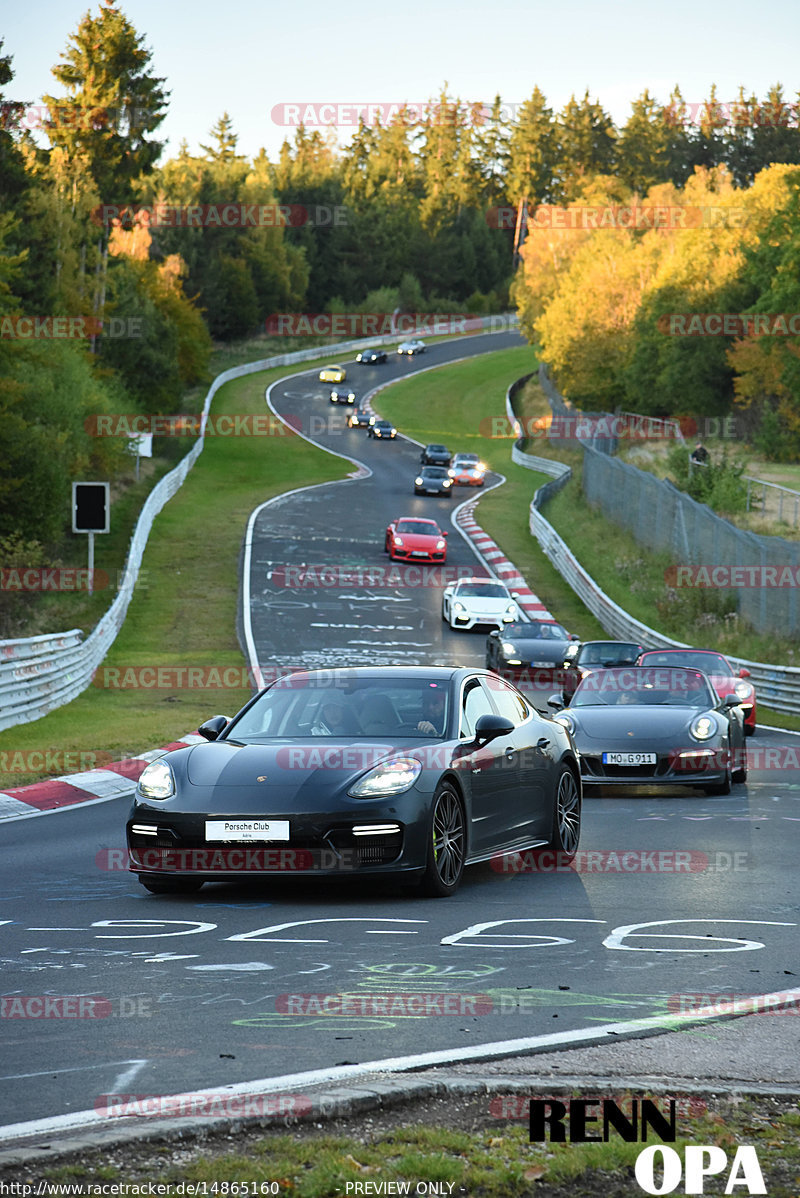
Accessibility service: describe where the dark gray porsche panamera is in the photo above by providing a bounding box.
[127,667,581,897]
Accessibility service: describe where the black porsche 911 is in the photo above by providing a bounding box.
[356,348,387,364]
[486,620,578,672]
[127,667,581,897]
[548,665,747,795]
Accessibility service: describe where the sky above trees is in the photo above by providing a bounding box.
[4,0,800,161]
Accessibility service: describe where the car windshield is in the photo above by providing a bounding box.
[375,421,391,428]
[571,667,716,708]
[578,642,642,665]
[397,521,439,535]
[504,621,568,640]
[428,445,448,453]
[640,650,731,675]
[422,467,448,478]
[457,582,508,599]
[454,455,479,465]
[224,675,451,741]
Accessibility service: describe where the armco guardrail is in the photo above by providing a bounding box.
[506,371,800,716]
[0,320,516,733]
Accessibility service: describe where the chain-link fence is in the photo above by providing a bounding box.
[538,365,800,637]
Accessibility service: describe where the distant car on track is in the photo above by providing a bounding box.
[385,517,448,563]
[442,577,519,631]
[561,640,647,705]
[319,365,347,383]
[637,648,756,736]
[548,665,747,795]
[397,339,426,356]
[127,666,582,898]
[347,408,375,429]
[486,620,577,672]
[448,453,486,486]
[368,419,397,440]
[420,444,452,467]
[329,386,356,404]
[414,466,453,496]
[356,348,387,364]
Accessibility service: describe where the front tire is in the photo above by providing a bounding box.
[547,766,581,858]
[704,762,731,796]
[420,784,466,897]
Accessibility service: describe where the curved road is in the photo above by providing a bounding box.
[1,332,798,1142]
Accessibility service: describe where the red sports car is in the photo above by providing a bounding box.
[637,648,756,736]
[385,517,448,563]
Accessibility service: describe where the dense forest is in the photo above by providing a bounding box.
[2,3,800,565]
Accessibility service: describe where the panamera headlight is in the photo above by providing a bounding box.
[553,713,576,734]
[690,714,717,741]
[734,681,753,700]
[137,759,175,800]
[348,757,422,798]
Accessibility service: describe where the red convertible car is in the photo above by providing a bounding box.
[637,648,757,736]
[385,517,448,563]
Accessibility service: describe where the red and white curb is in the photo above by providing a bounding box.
[455,498,555,622]
[0,734,206,823]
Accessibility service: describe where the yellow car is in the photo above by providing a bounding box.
[319,364,346,383]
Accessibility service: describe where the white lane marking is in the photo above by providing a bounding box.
[4,986,800,1144]
[187,963,275,972]
[0,1060,147,1082]
[111,1060,148,1091]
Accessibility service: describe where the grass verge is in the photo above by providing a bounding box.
[9,1092,800,1197]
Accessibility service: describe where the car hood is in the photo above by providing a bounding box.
[151,739,431,811]
[502,638,569,663]
[398,533,441,550]
[568,705,710,742]
[459,597,512,615]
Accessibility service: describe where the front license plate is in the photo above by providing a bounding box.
[602,752,657,766]
[411,550,428,557]
[205,819,290,842]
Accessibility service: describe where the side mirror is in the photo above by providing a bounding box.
[198,715,229,741]
[474,713,514,741]
[547,694,564,710]
[723,694,741,708]
[442,531,448,537]
[739,668,751,679]
[570,634,580,641]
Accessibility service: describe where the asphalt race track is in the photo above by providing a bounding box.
[1,332,798,1138]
